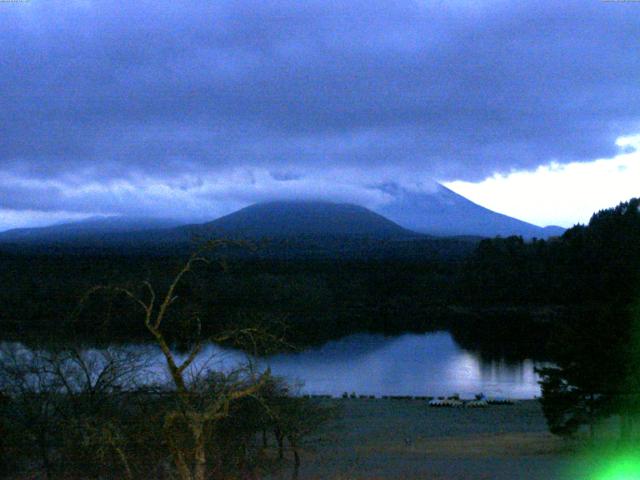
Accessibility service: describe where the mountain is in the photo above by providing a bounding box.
[0,202,418,246]
[0,216,182,243]
[0,188,565,252]
[0,202,453,260]
[174,201,415,239]
[375,183,565,239]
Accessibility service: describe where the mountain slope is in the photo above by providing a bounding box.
[0,187,565,250]
[0,216,182,243]
[175,201,416,239]
[375,183,565,239]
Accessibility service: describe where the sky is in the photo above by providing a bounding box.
[1,0,639,231]
[446,135,640,227]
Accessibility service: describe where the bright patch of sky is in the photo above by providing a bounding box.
[445,135,640,228]
[0,210,96,232]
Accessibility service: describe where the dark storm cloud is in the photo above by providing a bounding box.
[1,0,639,220]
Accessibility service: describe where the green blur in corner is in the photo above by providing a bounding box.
[591,451,640,480]
[563,444,640,480]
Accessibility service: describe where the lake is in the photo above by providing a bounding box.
[2,331,547,399]
[143,331,547,399]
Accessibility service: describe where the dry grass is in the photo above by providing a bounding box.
[268,400,579,480]
[359,431,571,458]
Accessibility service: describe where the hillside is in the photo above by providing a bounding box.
[0,216,181,243]
[175,201,417,239]
[376,183,564,239]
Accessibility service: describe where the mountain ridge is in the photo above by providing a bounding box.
[0,216,182,243]
[375,183,564,239]
[0,186,565,245]
[174,200,417,240]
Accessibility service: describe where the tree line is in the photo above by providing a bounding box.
[464,198,640,441]
[3,200,639,356]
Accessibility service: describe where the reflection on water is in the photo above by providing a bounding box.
[157,332,546,399]
[3,332,548,399]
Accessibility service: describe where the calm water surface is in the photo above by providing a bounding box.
[159,332,546,399]
[5,332,546,399]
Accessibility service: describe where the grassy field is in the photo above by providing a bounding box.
[270,399,584,480]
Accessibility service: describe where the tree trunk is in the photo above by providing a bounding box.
[275,427,284,460]
[193,421,207,480]
[172,449,193,480]
[164,415,193,480]
[37,430,53,480]
[114,445,134,480]
[289,435,300,480]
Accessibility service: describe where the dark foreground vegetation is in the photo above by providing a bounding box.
[0,344,334,480]
[1,198,640,478]
[1,252,336,480]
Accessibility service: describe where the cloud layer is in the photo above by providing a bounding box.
[1,0,639,224]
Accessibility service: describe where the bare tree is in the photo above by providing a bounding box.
[0,343,60,479]
[0,342,148,479]
[85,243,273,480]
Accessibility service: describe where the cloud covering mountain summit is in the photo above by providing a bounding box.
[1,0,638,225]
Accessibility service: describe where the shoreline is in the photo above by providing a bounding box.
[269,399,578,480]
